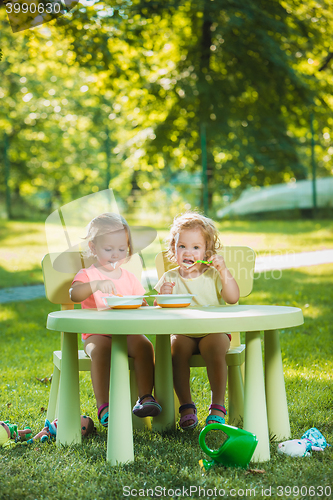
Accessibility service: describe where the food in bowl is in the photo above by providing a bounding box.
[152,294,194,308]
[103,295,144,309]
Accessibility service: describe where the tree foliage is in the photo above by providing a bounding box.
[0,0,332,216]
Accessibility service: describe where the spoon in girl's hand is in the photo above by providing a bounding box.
[183,259,213,268]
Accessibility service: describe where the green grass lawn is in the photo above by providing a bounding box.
[0,219,332,500]
[0,219,332,288]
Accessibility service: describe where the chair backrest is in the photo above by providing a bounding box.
[155,246,255,298]
[42,252,143,306]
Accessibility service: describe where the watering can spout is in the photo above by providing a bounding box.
[199,458,215,472]
[199,423,258,470]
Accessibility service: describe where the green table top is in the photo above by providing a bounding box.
[47,305,304,335]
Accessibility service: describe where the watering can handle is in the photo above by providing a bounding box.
[199,423,229,459]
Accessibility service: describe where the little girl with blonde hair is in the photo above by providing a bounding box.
[155,211,239,429]
[70,213,162,426]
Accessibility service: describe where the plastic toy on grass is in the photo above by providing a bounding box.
[26,416,95,444]
[0,421,32,447]
[277,427,329,457]
[199,423,258,471]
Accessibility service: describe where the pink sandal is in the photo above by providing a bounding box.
[98,403,109,427]
[179,403,198,430]
[205,404,226,426]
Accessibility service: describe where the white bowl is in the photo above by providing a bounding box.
[103,295,144,309]
[152,294,194,308]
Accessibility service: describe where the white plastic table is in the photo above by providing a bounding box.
[47,304,303,464]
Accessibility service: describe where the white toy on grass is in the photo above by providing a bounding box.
[278,427,329,457]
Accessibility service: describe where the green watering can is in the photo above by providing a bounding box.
[199,423,258,471]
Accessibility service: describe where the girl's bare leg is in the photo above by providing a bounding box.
[127,335,155,403]
[199,333,230,423]
[84,335,112,420]
[171,334,198,427]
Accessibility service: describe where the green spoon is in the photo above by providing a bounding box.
[183,259,213,268]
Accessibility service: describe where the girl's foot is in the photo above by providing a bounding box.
[132,394,162,417]
[97,403,109,427]
[205,404,226,426]
[179,403,198,430]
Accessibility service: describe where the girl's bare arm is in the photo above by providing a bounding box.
[69,280,117,302]
[210,255,240,304]
[219,267,240,304]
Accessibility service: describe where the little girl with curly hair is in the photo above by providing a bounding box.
[155,211,239,430]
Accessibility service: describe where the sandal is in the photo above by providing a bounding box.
[132,394,162,418]
[179,403,198,430]
[205,404,226,426]
[98,403,109,427]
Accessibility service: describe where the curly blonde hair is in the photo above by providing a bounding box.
[83,212,133,258]
[166,211,222,263]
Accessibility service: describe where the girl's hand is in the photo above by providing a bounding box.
[160,281,175,294]
[210,254,227,272]
[95,279,117,295]
[142,298,149,306]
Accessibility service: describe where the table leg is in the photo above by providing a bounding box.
[57,332,81,445]
[107,335,134,465]
[228,364,244,425]
[244,331,270,462]
[264,330,291,440]
[152,335,175,431]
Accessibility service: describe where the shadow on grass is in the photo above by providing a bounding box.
[246,266,332,315]
[286,376,332,436]
[0,265,44,289]
[0,219,46,242]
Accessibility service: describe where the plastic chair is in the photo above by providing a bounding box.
[155,246,256,425]
[42,252,150,430]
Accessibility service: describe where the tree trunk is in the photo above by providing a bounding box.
[199,1,215,213]
[4,133,12,220]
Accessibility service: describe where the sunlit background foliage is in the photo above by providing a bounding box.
[0,0,332,220]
